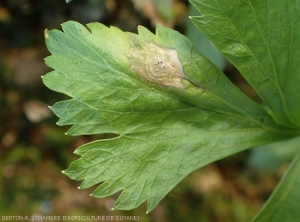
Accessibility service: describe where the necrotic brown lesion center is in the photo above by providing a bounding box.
[128,37,186,89]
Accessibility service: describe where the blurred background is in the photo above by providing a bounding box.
[0,0,295,221]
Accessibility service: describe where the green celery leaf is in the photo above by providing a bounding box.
[251,151,300,222]
[43,21,291,212]
[186,3,224,70]
[190,0,300,128]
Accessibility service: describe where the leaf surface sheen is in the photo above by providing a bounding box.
[43,21,289,212]
[190,0,300,128]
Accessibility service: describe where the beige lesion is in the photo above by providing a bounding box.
[128,37,186,89]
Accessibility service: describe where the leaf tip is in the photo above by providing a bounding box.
[111,208,115,211]
[61,170,66,174]
[44,29,49,39]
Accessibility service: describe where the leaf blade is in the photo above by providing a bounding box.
[64,116,285,212]
[190,0,300,128]
[43,21,293,212]
[251,151,300,222]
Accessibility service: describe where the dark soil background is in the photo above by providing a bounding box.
[0,1,285,221]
